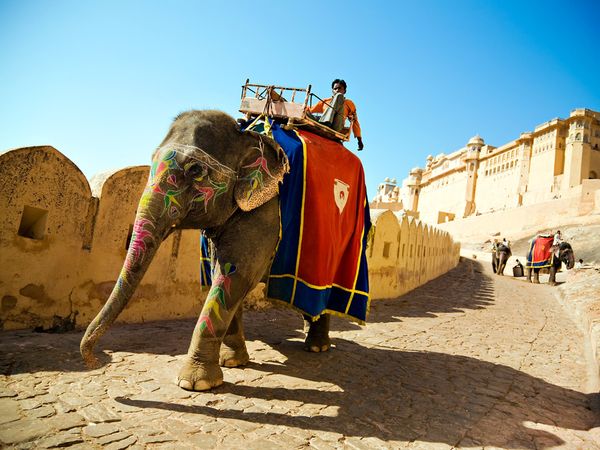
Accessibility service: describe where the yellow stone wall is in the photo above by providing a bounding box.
[418,169,468,225]
[0,146,460,330]
[437,179,600,241]
[367,210,460,300]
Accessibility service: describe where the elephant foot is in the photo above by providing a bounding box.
[303,315,331,353]
[176,358,223,391]
[549,281,557,286]
[533,279,540,284]
[304,341,330,353]
[219,344,249,368]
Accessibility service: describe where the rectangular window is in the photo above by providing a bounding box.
[383,242,391,259]
[18,205,48,240]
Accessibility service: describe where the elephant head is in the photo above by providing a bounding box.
[80,110,289,368]
[494,244,512,275]
[558,242,575,270]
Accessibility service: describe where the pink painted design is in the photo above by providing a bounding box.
[213,262,236,299]
[193,185,215,211]
[197,315,215,336]
[125,218,155,270]
[197,263,237,335]
[243,156,273,178]
[167,174,178,187]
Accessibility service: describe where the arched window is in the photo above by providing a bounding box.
[590,171,598,179]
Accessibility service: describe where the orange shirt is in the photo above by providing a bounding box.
[310,97,362,139]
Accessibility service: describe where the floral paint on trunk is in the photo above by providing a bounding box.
[118,218,155,290]
[197,263,237,337]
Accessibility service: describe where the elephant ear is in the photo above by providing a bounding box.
[234,130,289,211]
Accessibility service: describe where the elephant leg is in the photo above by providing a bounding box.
[526,268,532,282]
[549,267,557,286]
[177,199,280,391]
[533,269,540,284]
[219,306,249,367]
[303,314,331,353]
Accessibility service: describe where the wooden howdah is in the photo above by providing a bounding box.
[239,80,352,142]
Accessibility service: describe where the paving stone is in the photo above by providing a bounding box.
[28,404,55,418]
[39,429,84,448]
[0,418,52,444]
[47,412,86,431]
[58,392,92,410]
[139,433,176,444]
[0,387,18,398]
[104,434,137,450]
[183,433,219,449]
[83,422,120,438]
[79,403,121,423]
[139,381,161,392]
[0,398,21,424]
[97,430,133,445]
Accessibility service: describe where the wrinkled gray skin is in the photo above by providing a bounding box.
[491,244,511,275]
[80,110,331,391]
[526,242,575,286]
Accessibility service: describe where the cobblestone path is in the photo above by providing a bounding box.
[1,257,599,449]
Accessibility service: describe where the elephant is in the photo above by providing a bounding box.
[80,110,336,391]
[526,242,575,285]
[491,244,511,275]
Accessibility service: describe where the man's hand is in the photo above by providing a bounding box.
[357,137,364,151]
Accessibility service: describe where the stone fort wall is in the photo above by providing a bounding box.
[0,146,460,331]
[378,108,600,226]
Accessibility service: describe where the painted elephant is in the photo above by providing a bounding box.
[526,242,575,285]
[80,110,334,391]
[491,244,511,275]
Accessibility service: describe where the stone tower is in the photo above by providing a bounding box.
[463,135,483,217]
[406,168,423,213]
[563,109,595,189]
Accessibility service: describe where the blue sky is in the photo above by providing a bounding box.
[1,0,599,199]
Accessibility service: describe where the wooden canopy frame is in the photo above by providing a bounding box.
[239,79,352,142]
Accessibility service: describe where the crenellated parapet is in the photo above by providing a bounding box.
[0,146,461,330]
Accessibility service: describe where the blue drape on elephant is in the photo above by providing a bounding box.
[268,123,371,324]
[199,234,212,286]
[200,122,371,324]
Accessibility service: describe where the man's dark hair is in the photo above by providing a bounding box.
[331,79,347,90]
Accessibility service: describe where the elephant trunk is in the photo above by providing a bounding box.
[81,203,169,368]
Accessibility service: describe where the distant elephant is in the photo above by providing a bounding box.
[80,110,335,391]
[526,242,575,285]
[491,244,511,275]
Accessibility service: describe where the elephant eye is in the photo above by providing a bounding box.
[186,163,207,179]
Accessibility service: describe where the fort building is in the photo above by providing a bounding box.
[372,108,600,226]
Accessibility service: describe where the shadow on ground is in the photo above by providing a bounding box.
[4,258,597,447]
[1,259,495,374]
[115,337,598,448]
